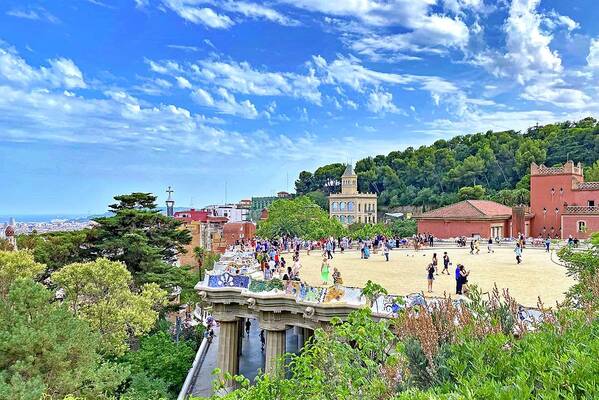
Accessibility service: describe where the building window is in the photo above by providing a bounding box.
[577,221,586,232]
[348,216,354,224]
[358,203,361,212]
[332,202,338,211]
[348,201,354,211]
[340,201,346,211]
[589,200,595,207]
[358,216,362,223]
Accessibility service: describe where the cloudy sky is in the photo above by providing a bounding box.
[1,0,598,215]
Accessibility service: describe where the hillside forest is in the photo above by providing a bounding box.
[295,117,599,211]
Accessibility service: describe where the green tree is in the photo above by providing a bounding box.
[457,185,486,200]
[0,250,45,298]
[91,192,191,285]
[256,196,345,240]
[0,279,129,399]
[52,258,167,356]
[122,331,196,397]
[389,219,417,238]
[584,160,599,182]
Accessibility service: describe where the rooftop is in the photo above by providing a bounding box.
[417,200,513,220]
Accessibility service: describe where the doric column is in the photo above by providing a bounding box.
[264,329,286,376]
[217,320,239,388]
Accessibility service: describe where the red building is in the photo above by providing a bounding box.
[416,161,599,239]
[416,200,514,239]
[223,221,256,247]
[530,161,599,239]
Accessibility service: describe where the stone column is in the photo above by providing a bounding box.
[302,327,314,345]
[264,329,286,377]
[217,320,239,388]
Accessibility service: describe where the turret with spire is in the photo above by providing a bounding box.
[341,163,358,195]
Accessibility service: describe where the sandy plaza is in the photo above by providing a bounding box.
[293,245,575,307]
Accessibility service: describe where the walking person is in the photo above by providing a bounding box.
[321,257,330,285]
[442,252,450,275]
[432,252,439,275]
[544,237,551,252]
[514,243,523,264]
[426,263,435,293]
[474,240,480,254]
[487,237,494,253]
[455,264,463,295]
[459,265,470,294]
[383,241,390,262]
[469,240,474,254]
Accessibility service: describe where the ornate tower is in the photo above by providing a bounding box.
[166,186,175,217]
[5,219,17,251]
[341,163,358,195]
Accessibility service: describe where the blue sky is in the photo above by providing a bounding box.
[1,0,599,215]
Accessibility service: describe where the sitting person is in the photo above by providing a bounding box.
[332,267,343,285]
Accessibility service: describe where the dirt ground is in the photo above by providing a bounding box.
[292,246,574,307]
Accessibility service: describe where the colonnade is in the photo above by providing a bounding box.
[215,316,315,389]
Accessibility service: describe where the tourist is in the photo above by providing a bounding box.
[363,244,371,259]
[545,236,551,252]
[332,267,343,285]
[292,258,302,279]
[429,234,434,247]
[359,240,365,259]
[245,319,251,335]
[455,264,463,294]
[383,241,390,261]
[459,265,470,293]
[515,243,523,264]
[321,257,330,285]
[325,240,333,260]
[487,237,494,253]
[442,252,450,274]
[432,253,439,275]
[426,263,435,293]
[469,240,474,254]
[474,240,480,254]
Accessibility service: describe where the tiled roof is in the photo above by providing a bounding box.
[342,163,355,176]
[417,200,512,219]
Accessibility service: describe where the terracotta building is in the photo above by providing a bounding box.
[223,221,256,247]
[416,200,514,239]
[416,161,599,239]
[530,161,599,239]
[329,164,378,225]
[174,209,229,263]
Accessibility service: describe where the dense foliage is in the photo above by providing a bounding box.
[296,118,599,210]
[256,196,346,240]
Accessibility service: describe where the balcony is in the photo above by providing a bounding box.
[563,206,599,215]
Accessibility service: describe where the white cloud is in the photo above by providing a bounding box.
[544,10,579,32]
[474,0,562,84]
[162,1,233,28]
[160,1,298,28]
[0,47,86,89]
[176,76,192,89]
[6,7,60,23]
[281,0,470,59]
[191,59,322,104]
[367,89,401,114]
[587,38,599,69]
[521,80,592,109]
[192,87,259,118]
[221,1,299,26]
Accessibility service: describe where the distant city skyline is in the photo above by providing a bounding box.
[1,1,599,214]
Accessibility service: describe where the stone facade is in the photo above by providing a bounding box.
[329,164,378,225]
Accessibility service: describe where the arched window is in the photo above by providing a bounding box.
[348,215,354,224]
[348,201,354,211]
[340,215,346,224]
[340,201,346,211]
[332,202,338,211]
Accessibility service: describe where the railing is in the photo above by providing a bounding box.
[177,336,212,400]
[563,206,599,214]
